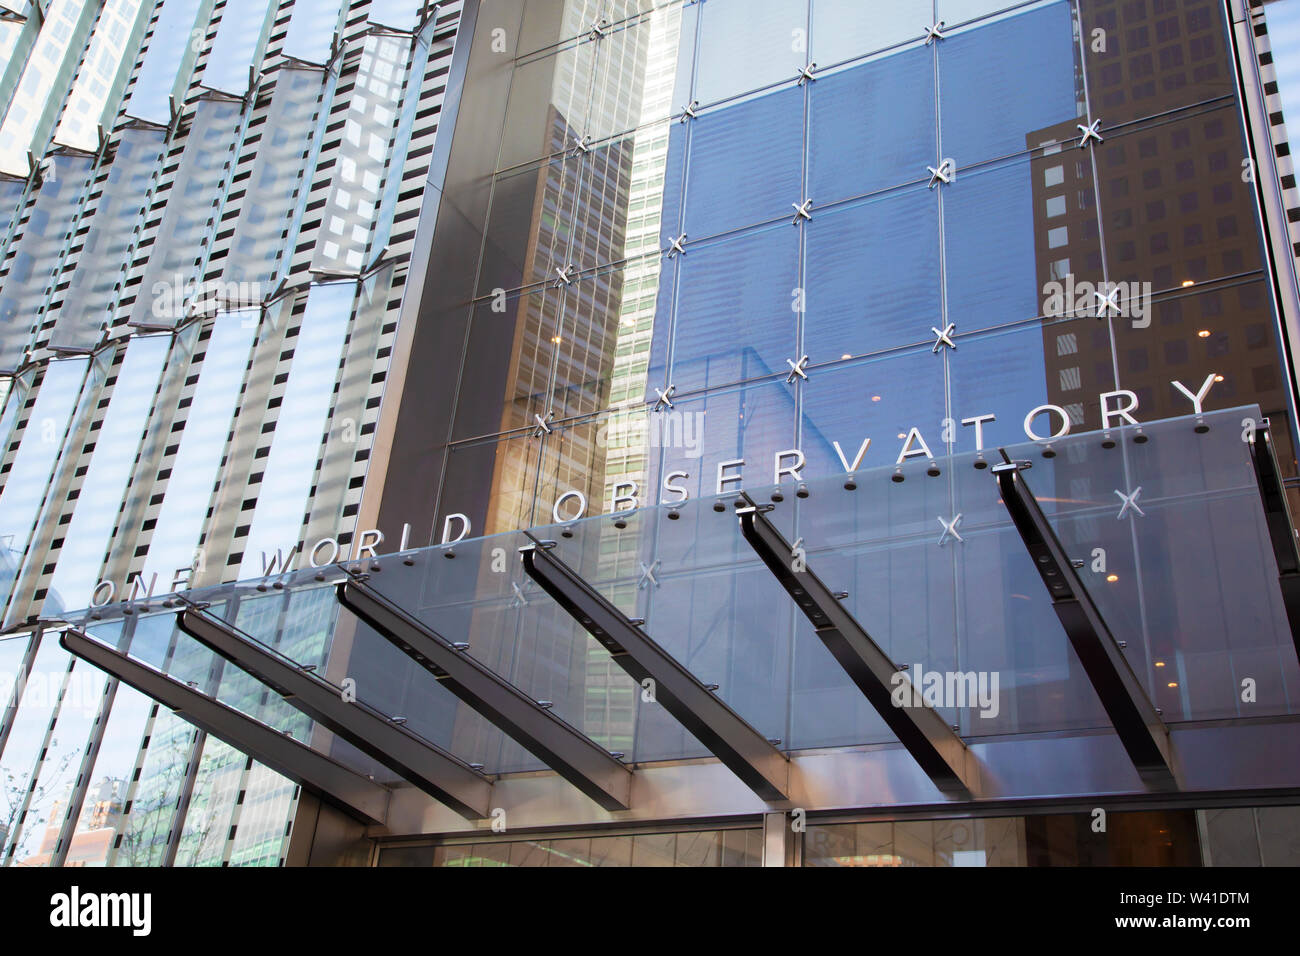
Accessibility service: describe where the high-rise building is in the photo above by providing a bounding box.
[0,0,465,866]
[3,0,1300,868]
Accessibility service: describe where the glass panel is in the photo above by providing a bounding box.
[0,157,94,367]
[1110,280,1294,473]
[477,154,588,295]
[945,150,1099,334]
[4,662,107,866]
[367,0,421,31]
[107,709,196,866]
[237,282,353,577]
[225,68,322,286]
[452,289,562,439]
[585,7,690,143]
[666,223,799,393]
[0,0,97,174]
[939,0,1026,26]
[139,312,257,584]
[803,186,940,362]
[0,638,73,863]
[1099,105,1265,291]
[44,338,167,616]
[52,0,149,152]
[948,315,1116,453]
[805,810,1203,865]
[282,0,342,63]
[174,738,242,866]
[226,763,294,866]
[694,0,807,106]
[201,0,275,94]
[52,130,166,348]
[682,84,803,239]
[134,98,242,320]
[808,45,936,203]
[1080,0,1236,126]
[58,678,148,866]
[497,38,597,172]
[0,359,88,611]
[938,2,1082,166]
[439,430,546,537]
[123,0,207,125]
[310,32,410,273]
[811,0,932,68]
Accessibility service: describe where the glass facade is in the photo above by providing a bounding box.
[1,0,1300,869]
[0,0,468,866]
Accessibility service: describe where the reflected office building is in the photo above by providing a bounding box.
[4,0,1300,868]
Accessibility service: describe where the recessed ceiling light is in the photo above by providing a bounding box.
[1106,573,1119,582]
[1197,330,1211,338]
[1182,279,1195,287]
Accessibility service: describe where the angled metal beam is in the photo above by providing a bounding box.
[993,458,1174,784]
[736,498,978,797]
[520,537,789,802]
[1248,420,1300,662]
[336,579,633,811]
[59,628,390,825]
[177,608,492,820]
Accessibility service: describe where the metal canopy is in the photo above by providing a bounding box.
[992,457,1175,784]
[336,578,634,811]
[520,535,790,802]
[736,497,979,797]
[177,608,492,820]
[59,628,391,825]
[1248,420,1300,662]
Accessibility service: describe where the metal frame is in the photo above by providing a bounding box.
[336,577,634,811]
[992,457,1175,784]
[520,536,790,802]
[177,607,493,820]
[1247,420,1300,661]
[60,628,391,825]
[736,498,979,797]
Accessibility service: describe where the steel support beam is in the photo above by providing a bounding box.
[59,628,390,825]
[1248,420,1300,662]
[993,458,1174,783]
[737,499,978,797]
[336,579,633,811]
[177,608,492,820]
[520,537,789,801]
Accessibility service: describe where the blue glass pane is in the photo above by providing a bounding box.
[943,156,1055,333]
[799,350,946,480]
[811,0,932,67]
[668,224,798,393]
[0,360,87,610]
[939,0,1024,26]
[654,378,797,504]
[0,157,94,367]
[939,2,1080,165]
[809,46,936,203]
[202,0,275,94]
[283,0,341,62]
[803,186,940,362]
[947,317,1116,453]
[694,0,808,105]
[367,0,420,30]
[237,283,352,577]
[44,336,169,616]
[683,85,803,239]
[124,0,205,124]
